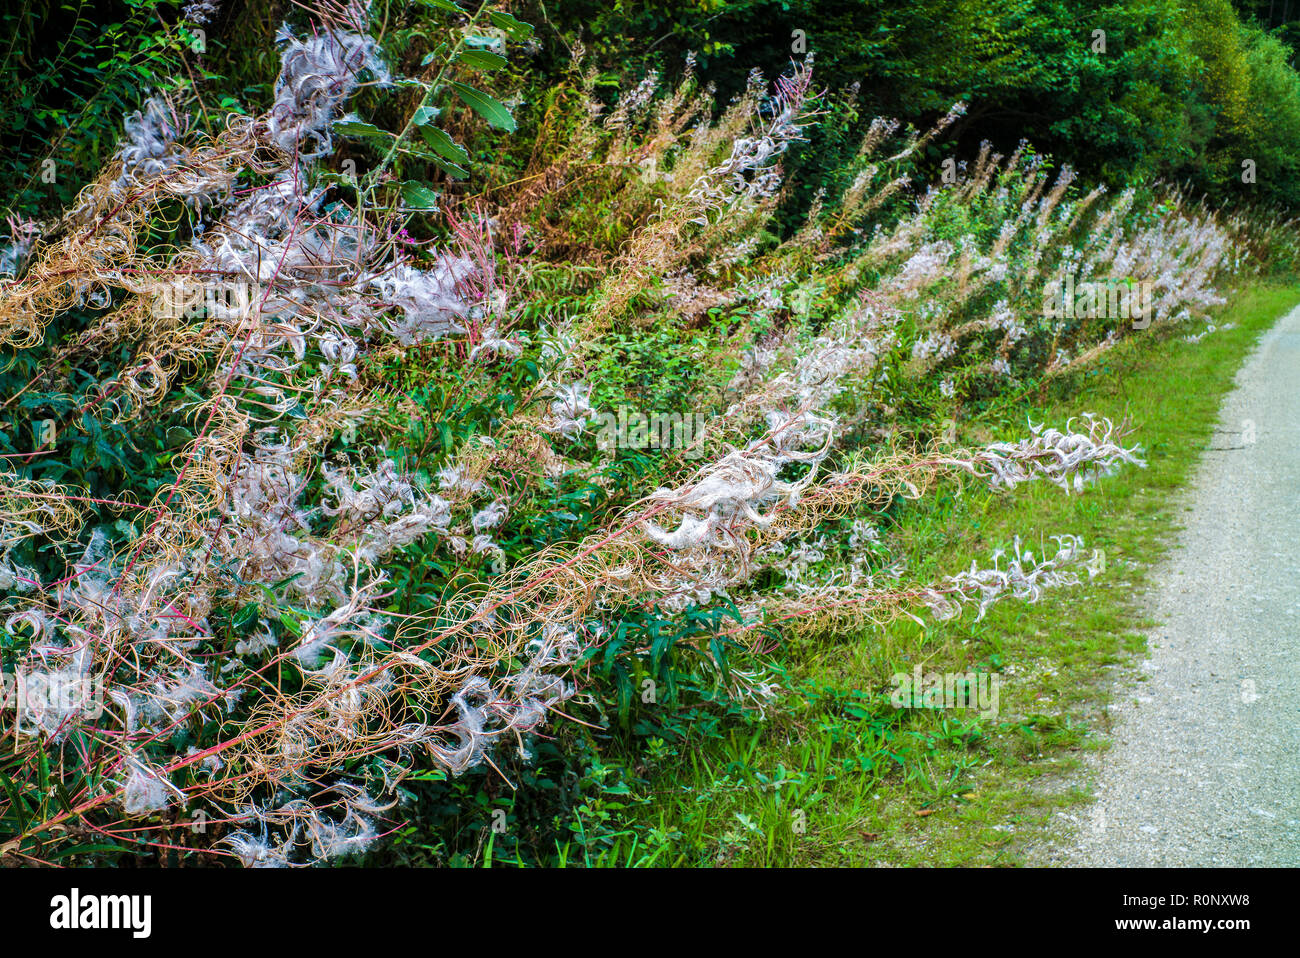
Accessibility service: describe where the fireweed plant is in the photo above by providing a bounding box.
[0,0,1295,866]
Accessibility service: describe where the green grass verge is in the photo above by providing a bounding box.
[571,282,1300,867]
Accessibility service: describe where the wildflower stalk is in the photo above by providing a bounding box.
[359,0,490,198]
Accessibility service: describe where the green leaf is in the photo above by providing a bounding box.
[456,48,508,72]
[233,604,260,630]
[333,117,393,139]
[0,772,28,834]
[416,128,470,178]
[412,105,441,125]
[400,181,441,211]
[54,783,76,815]
[449,81,515,132]
[49,843,127,860]
[419,125,470,165]
[488,10,533,40]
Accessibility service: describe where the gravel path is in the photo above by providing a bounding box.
[1047,304,1300,867]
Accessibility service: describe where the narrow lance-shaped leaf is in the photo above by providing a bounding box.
[418,0,467,12]
[456,48,508,72]
[400,181,441,211]
[419,124,470,165]
[449,81,515,132]
[418,126,471,178]
[334,117,394,140]
[488,10,533,40]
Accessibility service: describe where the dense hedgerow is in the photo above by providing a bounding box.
[0,0,1297,866]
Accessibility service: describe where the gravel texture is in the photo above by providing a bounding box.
[1046,306,1300,867]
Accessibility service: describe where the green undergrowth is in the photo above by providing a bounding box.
[512,282,1300,867]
